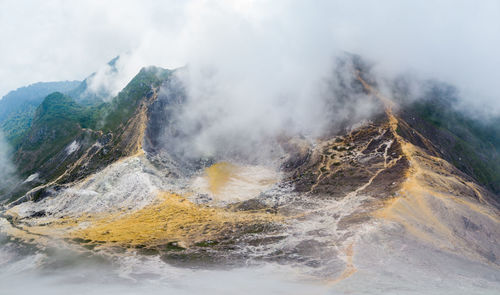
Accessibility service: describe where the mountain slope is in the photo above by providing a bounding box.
[6,66,172,203]
[389,80,500,195]
[0,81,81,146]
[16,92,89,173]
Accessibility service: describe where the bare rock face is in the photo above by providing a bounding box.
[142,74,206,177]
[286,113,409,201]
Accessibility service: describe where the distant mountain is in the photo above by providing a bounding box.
[0,56,126,147]
[0,81,81,146]
[68,56,121,106]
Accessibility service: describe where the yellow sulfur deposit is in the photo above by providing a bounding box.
[205,162,239,194]
[69,192,280,247]
[194,161,278,202]
[359,74,500,263]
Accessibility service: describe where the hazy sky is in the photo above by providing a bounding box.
[0,0,499,114]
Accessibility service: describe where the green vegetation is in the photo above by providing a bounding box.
[33,92,92,127]
[25,66,170,141]
[406,85,500,195]
[1,104,36,147]
[98,66,171,131]
[21,92,87,152]
[0,80,81,147]
[0,81,81,122]
[0,66,173,202]
[13,92,88,178]
[15,66,171,177]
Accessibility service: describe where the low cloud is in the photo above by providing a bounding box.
[1,1,498,160]
[0,131,18,199]
[2,1,497,110]
[152,55,383,164]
